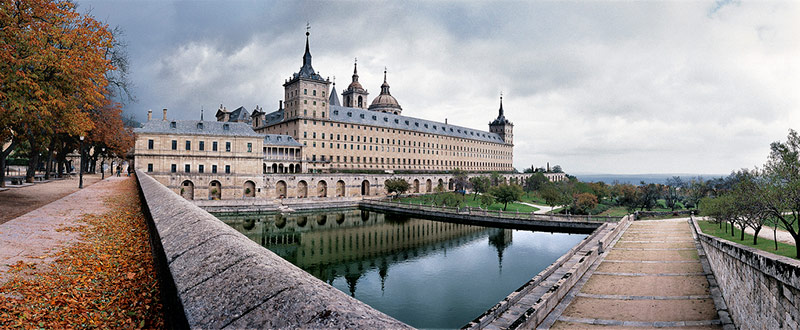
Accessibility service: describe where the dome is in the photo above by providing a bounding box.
[368,69,402,114]
[348,80,364,90]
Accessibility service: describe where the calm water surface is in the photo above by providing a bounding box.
[220,209,586,329]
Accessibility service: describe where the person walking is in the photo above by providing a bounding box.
[116,165,121,177]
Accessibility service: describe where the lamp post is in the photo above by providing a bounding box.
[79,136,84,189]
[100,147,106,180]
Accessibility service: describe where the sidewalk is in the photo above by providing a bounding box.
[0,176,128,282]
[518,201,552,214]
[0,173,103,224]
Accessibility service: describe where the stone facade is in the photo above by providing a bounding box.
[696,221,800,329]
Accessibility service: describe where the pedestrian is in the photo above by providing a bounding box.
[116,165,121,177]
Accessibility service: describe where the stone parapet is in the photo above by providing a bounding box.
[134,170,410,329]
[693,219,800,329]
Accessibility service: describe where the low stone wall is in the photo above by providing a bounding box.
[693,219,800,329]
[135,170,410,329]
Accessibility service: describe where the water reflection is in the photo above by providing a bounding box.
[220,209,585,329]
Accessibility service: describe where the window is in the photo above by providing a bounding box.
[223,123,229,131]
[170,121,176,128]
[185,141,191,150]
[199,141,205,151]
[304,132,307,138]
[304,89,307,95]
[198,165,204,173]
[225,142,231,152]
[313,90,316,96]
[171,164,176,173]
[247,143,252,152]
[171,140,177,150]
[184,164,190,173]
[147,164,153,172]
[225,165,231,174]
[212,165,217,174]
[212,141,218,151]
[148,139,154,149]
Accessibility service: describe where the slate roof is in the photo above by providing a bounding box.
[134,120,263,137]
[264,134,302,147]
[328,106,507,144]
[228,106,251,123]
[329,85,341,106]
[285,33,326,85]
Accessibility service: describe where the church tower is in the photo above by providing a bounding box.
[341,59,369,109]
[489,95,513,145]
[368,69,402,115]
[282,28,331,121]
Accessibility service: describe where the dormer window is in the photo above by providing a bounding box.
[170,121,176,129]
[223,123,230,131]
[424,124,428,128]
[360,114,365,119]
[372,115,377,120]
[384,117,388,122]
[394,119,399,124]
[415,122,419,127]
[196,123,203,129]
[347,112,352,117]
[334,110,339,115]
[405,120,409,125]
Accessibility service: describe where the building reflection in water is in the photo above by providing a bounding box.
[223,209,510,296]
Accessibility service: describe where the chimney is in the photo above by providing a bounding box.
[445,118,448,124]
[279,100,283,110]
[147,109,152,121]
[547,162,550,172]
[162,108,167,121]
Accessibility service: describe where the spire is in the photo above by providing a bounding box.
[499,92,504,118]
[380,67,390,94]
[352,58,359,82]
[302,23,312,67]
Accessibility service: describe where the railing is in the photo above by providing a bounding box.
[262,154,302,161]
[364,199,621,223]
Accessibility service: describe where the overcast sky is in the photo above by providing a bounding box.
[78,0,799,175]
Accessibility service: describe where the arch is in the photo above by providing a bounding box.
[289,164,295,173]
[272,163,278,173]
[243,180,256,197]
[336,180,346,197]
[413,179,420,193]
[276,180,287,198]
[335,213,345,224]
[438,179,444,191]
[317,214,327,226]
[317,180,328,198]
[275,214,286,229]
[278,163,284,173]
[297,216,307,227]
[263,163,267,174]
[358,95,363,108]
[296,164,302,173]
[448,179,454,191]
[426,179,432,193]
[361,180,370,196]
[297,180,308,198]
[180,180,194,200]
[209,180,222,200]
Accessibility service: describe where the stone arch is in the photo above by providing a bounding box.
[438,179,444,191]
[448,179,454,191]
[336,180,346,197]
[180,180,194,200]
[426,179,432,192]
[358,95,363,108]
[317,180,328,198]
[278,163,285,173]
[335,213,345,224]
[361,180,370,196]
[317,214,327,226]
[263,163,267,174]
[297,216,307,227]
[243,180,256,197]
[272,163,278,173]
[276,180,287,198]
[275,214,286,229]
[209,180,222,200]
[413,179,420,193]
[297,180,308,198]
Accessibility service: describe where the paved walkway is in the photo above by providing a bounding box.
[0,176,129,282]
[0,173,103,224]
[518,202,552,214]
[542,218,725,329]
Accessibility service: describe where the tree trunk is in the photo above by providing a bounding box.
[503,202,508,211]
[740,224,745,241]
[753,227,761,245]
[774,225,778,250]
[25,147,39,183]
[44,139,56,180]
[0,138,16,188]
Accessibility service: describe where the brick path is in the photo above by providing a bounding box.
[542,218,727,329]
[0,176,129,283]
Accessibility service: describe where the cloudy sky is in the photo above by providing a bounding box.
[78,0,799,175]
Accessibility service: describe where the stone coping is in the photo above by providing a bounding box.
[135,170,410,329]
[692,218,800,289]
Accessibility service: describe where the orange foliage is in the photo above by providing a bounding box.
[89,100,135,156]
[0,179,165,328]
[0,0,114,141]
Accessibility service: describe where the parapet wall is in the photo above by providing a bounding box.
[135,170,410,329]
[694,220,800,329]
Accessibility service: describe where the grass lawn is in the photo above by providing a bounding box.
[697,220,798,259]
[598,206,629,217]
[519,192,547,205]
[397,194,539,213]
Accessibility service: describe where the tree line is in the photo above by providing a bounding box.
[700,130,800,258]
[1,0,135,186]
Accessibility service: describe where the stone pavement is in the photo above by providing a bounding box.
[541,218,726,329]
[0,173,103,224]
[0,176,129,282]
[518,202,552,214]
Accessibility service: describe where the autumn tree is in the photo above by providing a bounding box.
[573,193,599,215]
[0,0,114,185]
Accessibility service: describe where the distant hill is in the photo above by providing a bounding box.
[574,173,727,185]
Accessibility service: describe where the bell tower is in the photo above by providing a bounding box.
[282,26,331,121]
[489,94,513,145]
[341,58,369,109]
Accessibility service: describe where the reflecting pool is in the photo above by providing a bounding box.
[219,209,587,329]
